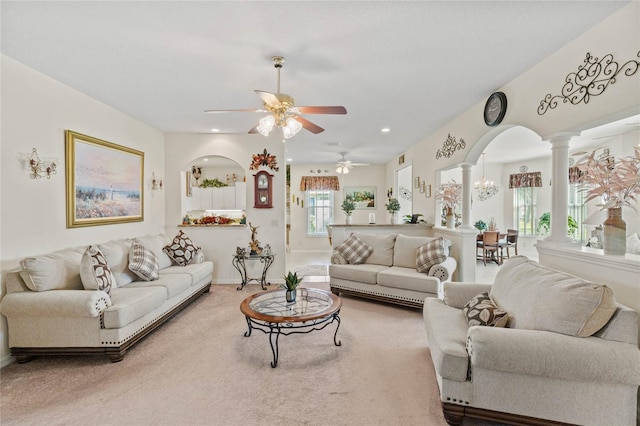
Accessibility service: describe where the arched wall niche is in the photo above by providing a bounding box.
[181,154,247,220]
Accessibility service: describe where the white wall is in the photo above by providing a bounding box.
[384,3,639,305]
[0,55,166,365]
[287,163,387,252]
[164,133,286,283]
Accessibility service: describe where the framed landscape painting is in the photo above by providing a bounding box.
[65,130,144,228]
[344,186,376,209]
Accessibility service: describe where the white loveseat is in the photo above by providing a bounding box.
[329,233,457,308]
[423,256,640,425]
[0,233,212,363]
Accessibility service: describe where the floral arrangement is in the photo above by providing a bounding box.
[341,199,356,216]
[198,215,234,225]
[385,198,400,213]
[573,147,640,210]
[199,178,228,188]
[249,148,279,171]
[435,180,462,210]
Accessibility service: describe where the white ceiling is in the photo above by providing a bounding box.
[1,1,633,166]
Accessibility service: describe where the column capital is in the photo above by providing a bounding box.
[545,131,580,145]
[458,162,474,170]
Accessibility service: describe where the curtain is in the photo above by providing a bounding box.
[509,171,542,188]
[299,176,340,191]
[568,166,584,184]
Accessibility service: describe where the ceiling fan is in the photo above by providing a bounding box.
[336,152,369,174]
[204,56,347,139]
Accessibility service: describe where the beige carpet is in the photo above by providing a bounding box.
[0,282,491,426]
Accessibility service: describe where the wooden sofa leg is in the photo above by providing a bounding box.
[15,354,35,364]
[330,288,340,296]
[442,403,464,425]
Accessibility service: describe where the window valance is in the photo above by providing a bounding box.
[568,166,584,185]
[299,176,340,191]
[509,172,542,188]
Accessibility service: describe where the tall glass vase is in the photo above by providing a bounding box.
[603,207,626,255]
[446,207,455,229]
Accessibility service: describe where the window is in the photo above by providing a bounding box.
[568,184,587,241]
[306,190,333,236]
[513,187,536,235]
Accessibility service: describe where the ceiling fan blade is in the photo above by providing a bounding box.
[204,108,265,113]
[255,90,281,108]
[248,126,259,134]
[297,106,347,115]
[296,116,325,134]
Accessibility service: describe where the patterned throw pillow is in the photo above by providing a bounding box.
[416,237,447,273]
[80,245,116,295]
[463,292,508,327]
[163,230,201,266]
[128,239,160,281]
[336,234,374,265]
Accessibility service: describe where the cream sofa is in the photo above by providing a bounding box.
[329,233,457,308]
[0,234,212,363]
[424,256,640,425]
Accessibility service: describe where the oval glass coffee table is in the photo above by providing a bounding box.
[240,288,342,368]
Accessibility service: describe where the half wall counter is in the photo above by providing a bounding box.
[328,224,434,249]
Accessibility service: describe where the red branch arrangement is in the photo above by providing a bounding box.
[250,148,279,171]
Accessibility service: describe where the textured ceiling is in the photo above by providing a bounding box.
[1,1,631,166]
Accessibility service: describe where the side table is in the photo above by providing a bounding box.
[232,253,275,291]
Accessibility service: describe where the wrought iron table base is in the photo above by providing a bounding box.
[232,255,274,291]
[243,312,341,368]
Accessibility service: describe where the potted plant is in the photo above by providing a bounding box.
[282,271,304,303]
[474,220,487,232]
[573,147,640,254]
[435,180,462,229]
[385,198,401,224]
[341,199,356,224]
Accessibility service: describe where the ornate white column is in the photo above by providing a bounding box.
[459,163,474,229]
[545,132,579,243]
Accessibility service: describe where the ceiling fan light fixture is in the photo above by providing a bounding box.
[256,115,276,136]
[336,165,349,174]
[282,117,302,139]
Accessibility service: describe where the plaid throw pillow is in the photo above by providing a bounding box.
[163,230,201,266]
[128,239,159,281]
[463,292,508,327]
[80,245,116,295]
[336,234,374,264]
[416,237,447,273]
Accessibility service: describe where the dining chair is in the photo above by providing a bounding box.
[500,229,519,260]
[481,231,500,266]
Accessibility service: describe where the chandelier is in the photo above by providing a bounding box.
[475,153,499,201]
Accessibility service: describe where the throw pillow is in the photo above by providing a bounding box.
[462,292,508,327]
[416,237,447,273]
[163,230,201,266]
[335,234,374,265]
[80,245,116,295]
[128,239,160,281]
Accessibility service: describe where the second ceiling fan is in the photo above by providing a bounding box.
[205,56,347,138]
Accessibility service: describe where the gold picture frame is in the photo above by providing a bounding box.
[425,184,432,198]
[65,130,144,228]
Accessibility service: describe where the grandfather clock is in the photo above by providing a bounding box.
[253,170,273,208]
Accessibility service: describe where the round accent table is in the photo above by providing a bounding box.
[239,288,342,368]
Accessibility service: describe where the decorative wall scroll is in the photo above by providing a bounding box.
[249,148,279,171]
[538,51,640,115]
[398,186,412,201]
[435,134,466,159]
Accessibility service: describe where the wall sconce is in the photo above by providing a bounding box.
[152,173,163,190]
[29,148,57,179]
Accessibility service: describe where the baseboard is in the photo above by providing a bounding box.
[1,353,15,368]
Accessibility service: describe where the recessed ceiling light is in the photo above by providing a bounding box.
[287,158,293,162]
[203,158,209,161]
[211,128,220,132]
[381,128,391,133]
